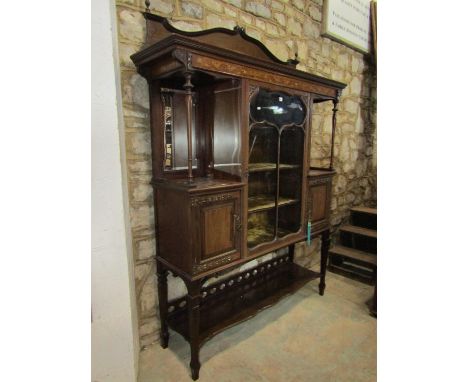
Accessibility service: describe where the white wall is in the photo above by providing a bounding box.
[91,0,139,381]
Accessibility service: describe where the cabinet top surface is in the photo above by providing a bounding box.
[153,177,244,193]
[308,168,336,177]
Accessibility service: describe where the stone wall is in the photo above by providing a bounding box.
[114,0,377,348]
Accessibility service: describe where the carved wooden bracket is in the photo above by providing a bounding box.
[172,49,193,71]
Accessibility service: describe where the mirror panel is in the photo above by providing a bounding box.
[250,89,306,127]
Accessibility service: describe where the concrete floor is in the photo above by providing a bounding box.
[139,271,376,382]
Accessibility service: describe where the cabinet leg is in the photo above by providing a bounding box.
[319,229,331,296]
[288,243,295,262]
[187,280,202,380]
[370,269,377,317]
[156,261,169,349]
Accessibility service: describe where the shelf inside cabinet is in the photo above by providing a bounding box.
[247,225,293,248]
[248,162,300,173]
[248,194,299,213]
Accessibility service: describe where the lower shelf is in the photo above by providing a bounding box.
[167,255,320,345]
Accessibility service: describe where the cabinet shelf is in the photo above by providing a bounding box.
[166,255,320,345]
[248,162,300,173]
[248,194,299,213]
[247,225,294,248]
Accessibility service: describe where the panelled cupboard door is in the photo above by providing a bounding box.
[307,178,332,232]
[310,183,327,223]
[191,190,242,274]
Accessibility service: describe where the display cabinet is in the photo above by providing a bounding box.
[131,9,345,380]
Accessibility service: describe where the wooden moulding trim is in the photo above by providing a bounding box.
[132,36,345,93]
[191,55,337,97]
[310,223,330,235]
[130,14,346,93]
[308,168,336,180]
[190,193,234,207]
[246,231,305,259]
[308,172,335,185]
[193,253,241,274]
[156,233,308,281]
[151,179,243,193]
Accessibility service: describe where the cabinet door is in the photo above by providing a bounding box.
[191,191,242,274]
[307,177,332,233]
[247,86,308,250]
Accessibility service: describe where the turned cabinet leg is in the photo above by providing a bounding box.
[319,229,331,296]
[187,280,202,381]
[370,269,377,317]
[156,261,169,349]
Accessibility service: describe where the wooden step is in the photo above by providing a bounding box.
[351,206,377,215]
[328,263,375,285]
[329,245,377,266]
[341,224,377,239]
[350,206,377,229]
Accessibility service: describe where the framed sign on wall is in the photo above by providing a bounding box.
[322,0,372,54]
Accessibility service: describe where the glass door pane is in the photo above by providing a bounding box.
[247,124,278,248]
[248,87,307,248]
[277,126,304,237]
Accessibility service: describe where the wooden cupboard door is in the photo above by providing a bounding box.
[191,191,242,274]
[307,177,332,233]
[201,201,236,260]
[310,184,327,223]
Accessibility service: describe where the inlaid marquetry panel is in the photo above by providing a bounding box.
[191,55,337,97]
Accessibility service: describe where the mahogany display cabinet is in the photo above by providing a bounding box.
[131,10,345,380]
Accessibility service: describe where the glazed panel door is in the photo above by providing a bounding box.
[247,86,308,250]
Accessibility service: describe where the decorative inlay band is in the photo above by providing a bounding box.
[191,193,234,207]
[192,55,336,97]
[309,177,331,186]
[193,255,233,273]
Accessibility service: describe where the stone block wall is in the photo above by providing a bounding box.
[114,0,377,348]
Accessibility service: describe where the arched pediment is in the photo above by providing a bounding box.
[142,13,299,67]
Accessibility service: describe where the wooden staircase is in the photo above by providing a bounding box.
[328,206,377,284]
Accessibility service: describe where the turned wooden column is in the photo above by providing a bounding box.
[186,280,202,380]
[156,261,169,348]
[329,97,339,170]
[319,229,331,296]
[184,71,194,182]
